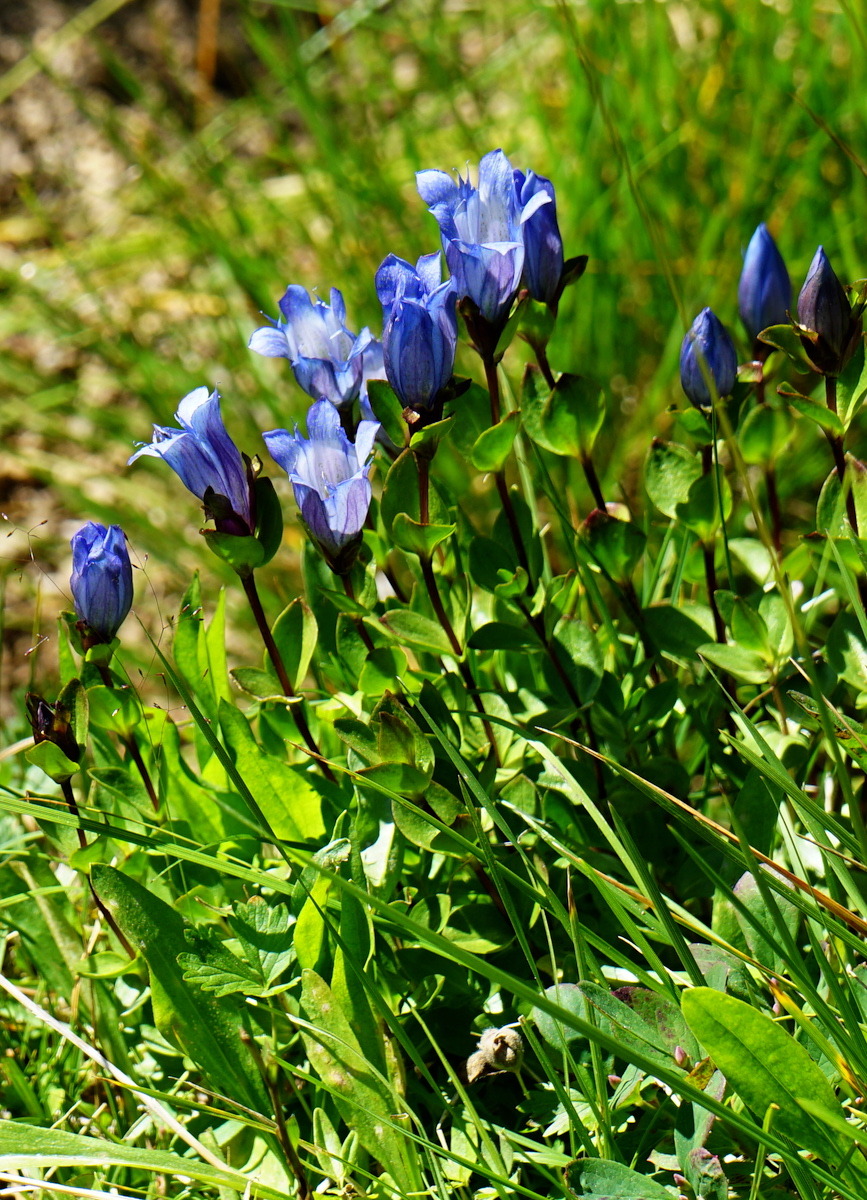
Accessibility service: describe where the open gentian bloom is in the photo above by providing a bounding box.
[738,223,791,346]
[129,387,254,535]
[680,308,738,409]
[375,252,458,412]
[264,399,378,573]
[249,286,383,412]
[70,522,133,644]
[513,169,563,306]
[417,149,549,325]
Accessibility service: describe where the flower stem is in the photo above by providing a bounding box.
[701,443,726,644]
[483,353,533,579]
[241,573,335,783]
[535,344,556,390]
[97,664,159,811]
[60,777,134,956]
[825,375,858,533]
[343,574,375,653]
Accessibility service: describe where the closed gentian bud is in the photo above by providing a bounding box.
[263,399,378,574]
[249,286,383,413]
[70,522,133,645]
[129,387,255,535]
[513,169,563,306]
[738,223,791,346]
[679,308,738,409]
[797,246,863,376]
[375,252,458,413]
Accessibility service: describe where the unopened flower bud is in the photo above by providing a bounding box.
[796,246,863,376]
[738,223,791,346]
[679,307,738,409]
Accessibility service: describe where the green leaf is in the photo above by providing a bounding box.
[252,475,284,565]
[565,1158,677,1198]
[86,683,142,735]
[359,646,407,695]
[779,384,844,435]
[644,440,702,519]
[366,378,406,448]
[644,603,716,657]
[467,621,538,650]
[25,739,80,783]
[698,642,770,684]
[817,458,867,536]
[681,988,849,1165]
[468,535,518,593]
[469,411,520,471]
[532,983,588,1049]
[272,598,318,691]
[202,530,266,574]
[218,700,325,840]
[758,323,814,370]
[378,608,454,655]
[0,1123,286,1199]
[57,677,88,749]
[230,666,283,699]
[409,414,453,451]
[392,512,456,557]
[550,617,603,701]
[91,864,270,1117]
[730,597,770,657]
[521,370,606,457]
[300,969,422,1193]
[738,404,792,464]
[581,510,646,582]
[228,899,294,989]
[677,471,732,539]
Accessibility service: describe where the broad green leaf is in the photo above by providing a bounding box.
[252,474,284,565]
[644,440,702,519]
[300,969,422,1193]
[230,666,283,699]
[0,1122,285,1199]
[467,621,538,650]
[532,983,588,1049]
[779,385,843,435]
[392,512,456,557]
[698,642,770,683]
[203,530,266,573]
[25,739,80,783]
[738,403,791,464]
[565,1157,677,1198]
[758,323,814,370]
[521,370,606,457]
[378,608,454,655]
[677,471,732,539]
[218,700,325,840]
[644,603,716,657]
[366,378,406,448]
[272,597,318,691]
[91,864,270,1117]
[816,458,867,536]
[229,899,294,989]
[550,617,603,702]
[86,683,142,735]
[470,410,520,471]
[581,510,646,582]
[612,986,700,1060]
[682,988,848,1165]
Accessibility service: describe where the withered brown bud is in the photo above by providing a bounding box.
[465,1025,524,1084]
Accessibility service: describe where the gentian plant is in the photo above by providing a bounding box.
[738,222,791,350]
[679,307,738,409]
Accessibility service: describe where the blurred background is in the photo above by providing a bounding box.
[0,0,864,721]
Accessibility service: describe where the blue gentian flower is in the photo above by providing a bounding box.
[738,223,791,345]
[129,387,254,535]
[375,252,458,411]
[249,286,384,412]
[513,169,563,306]
[70,522,133,643]
[680,308,738,408]
[264,399,378,572]
[417,149,549,324]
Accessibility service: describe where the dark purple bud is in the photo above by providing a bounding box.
[514,169,563,306]
[679,308,738,408]
[797,246,862,376]
[25,693,81,763]
[738,223,791,345]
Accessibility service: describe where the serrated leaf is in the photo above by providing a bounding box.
[229,900,294,988]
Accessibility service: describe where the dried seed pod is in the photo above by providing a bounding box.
[465,1025,524,1083]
